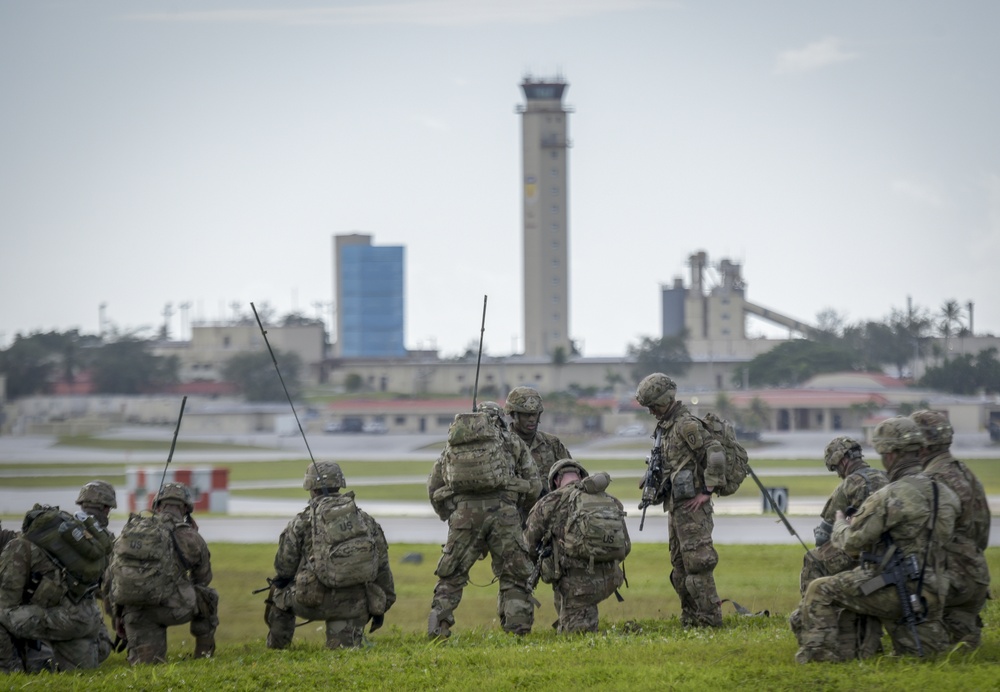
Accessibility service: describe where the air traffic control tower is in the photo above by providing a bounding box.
[517,76,572,358]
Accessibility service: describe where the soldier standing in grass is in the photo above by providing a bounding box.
[795,417,959,663]
[523,459,630,633]
[911,410,991,649]
[266,461,395,650]
[505,387,572,494]
[789,437,887,658]
[427,406,541,639]
[110,483,218,664]
[635,373,726,628]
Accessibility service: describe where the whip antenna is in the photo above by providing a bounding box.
[471,295,488,412]
[251,303,319,477]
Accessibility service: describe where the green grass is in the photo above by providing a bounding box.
[3,543,998,690]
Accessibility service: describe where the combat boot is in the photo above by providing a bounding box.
[427,611,452,640]
[194,635,215,659]
[428,621,451,640]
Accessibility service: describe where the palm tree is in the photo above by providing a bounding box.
[939,299,964,360]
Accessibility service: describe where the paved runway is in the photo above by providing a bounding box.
[2,428,998,546]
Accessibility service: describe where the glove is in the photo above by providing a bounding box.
[813,520,834,547]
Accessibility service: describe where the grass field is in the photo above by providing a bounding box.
[3,543,998,690]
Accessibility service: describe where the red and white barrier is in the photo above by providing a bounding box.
[126,467,230,514]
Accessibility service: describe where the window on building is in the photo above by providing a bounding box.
[223,336,231,348]
[394,416,406,425]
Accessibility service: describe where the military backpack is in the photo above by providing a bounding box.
[109,512,187,606]
[561,487,630,564]
[441,412,513,494]
[699,411,750,496]
[22,504,113,601]
[308,494,379,589]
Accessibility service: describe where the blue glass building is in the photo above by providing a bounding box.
[334,234,406,358]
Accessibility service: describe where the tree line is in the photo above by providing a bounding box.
[628,299,998,395]
[0,326,303,403]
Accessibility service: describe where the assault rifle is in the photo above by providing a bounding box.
[861,538,926,656]
[637,429,664,531]
[526,542,552,592]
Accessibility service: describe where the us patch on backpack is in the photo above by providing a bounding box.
[441,412,512,493]
[109,512,185,607]
[700,411,749,496]
[309,495,379,589]
[562,488,630,563]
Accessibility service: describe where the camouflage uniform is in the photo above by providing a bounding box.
[427,410,541,638]
[636,374,726,628]
[912,410,991,648]
[0,523,16,557]
[117,484,218,665]
[0,512,111,673]
[524,461,629,633]
[789,438,887,658]
[796,418,960,663]
[266,462,396,650]
[76,481,118,626]
[506,387,572,485]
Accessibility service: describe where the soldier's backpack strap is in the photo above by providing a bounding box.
[915,481,939,603]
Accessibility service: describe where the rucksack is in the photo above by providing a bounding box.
[561,487,630,564]
[699,412,749,497]
[308,494,379,589]
[441,412,513,494]
[109,512,187,607]
[22,505,113,600]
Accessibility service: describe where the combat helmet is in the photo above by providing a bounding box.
[909,410,953,449]
[154,482,194,512]
[76,480,118,509]
[823,436,863,472]
[635,373,677,408]
[477,401,506,426]
[304,461,346,491]
[547,458,588,492]
[505,387,543,414]
[872,417,926,456]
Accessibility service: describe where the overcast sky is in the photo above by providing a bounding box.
[2,1,998,357]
